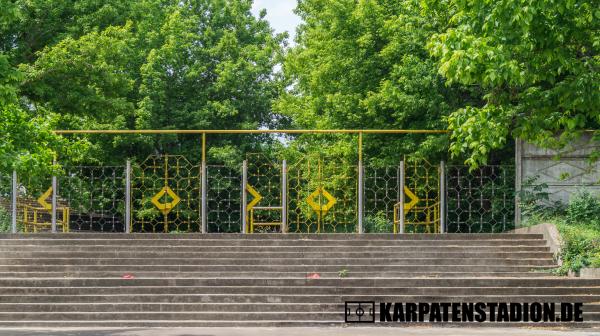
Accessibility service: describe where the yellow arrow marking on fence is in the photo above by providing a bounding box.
[37,187,52,211]
[151,186,181,215]
[246,184,262,210]
[403,186,419,211]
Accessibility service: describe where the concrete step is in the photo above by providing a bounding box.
[0,233,578,328]
[0,233,545,240]
[2,294,598,304]
[0,239,548,246]
[0,251,555,259]
[0,311,597,322]
[0,257,556,266]
[0,321,597,328]
[0,245,551,253]
[0,302,597,313]
[0,286,598,296]
[0,271,557,278]
[0,265,555,273]
[5,277,591,287]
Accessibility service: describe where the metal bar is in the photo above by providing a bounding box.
[399,161,405,234]
[202,133,206,162]
[125,160,131,233]
[241,160,248,234]
[357,160,364,234]
[281,160,287,234]
[514,138,522,228]
[54,129,449,135]
[201,160,207,233]
[51,175,57,233]
[439,161,446,234]
[358,132,363,161]
[11,170,17,234]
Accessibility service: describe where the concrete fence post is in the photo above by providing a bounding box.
[11,171,17,234]
[439,161,446,234]
[399,161,405,234]
[281,160,287,233]
[201,160,207,234]
[51,175,57,233]
[241,160,247,234]
[357,160,364,234]
[125,160,131,233]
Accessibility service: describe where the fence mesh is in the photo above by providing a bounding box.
[206,165,241,233]
[59,166,125,232]
[132,155,201,233]
[446,165,515,233]
[0,173,12,232]
[287,155,357,233]
[364,165,398,233]
[0,159,516,234]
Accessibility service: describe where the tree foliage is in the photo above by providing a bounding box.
[276,0,474,163]
[3,0,284,167]
[427,0,600,166]
[2,0,597,172]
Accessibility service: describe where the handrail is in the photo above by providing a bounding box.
[54,129,448,135]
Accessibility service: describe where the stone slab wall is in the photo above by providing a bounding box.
[515,133,600,225]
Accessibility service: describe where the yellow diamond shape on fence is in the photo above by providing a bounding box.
[37,187,52,211]
[246,184,263,210]
[403,186,419,211]
[151,186,181,215]
[306,186,337,215]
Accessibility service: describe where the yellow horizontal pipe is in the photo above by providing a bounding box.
[54,129,448,135]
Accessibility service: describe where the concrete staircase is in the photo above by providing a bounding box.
[0,233,597,327]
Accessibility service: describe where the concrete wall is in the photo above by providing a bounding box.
[515,133,600,225]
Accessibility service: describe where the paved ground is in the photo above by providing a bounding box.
[0,328,598,336]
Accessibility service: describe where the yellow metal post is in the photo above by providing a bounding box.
[163,156,168,233]
[358,132,363,162]
[201,133,207,233]
[202,133,206,163]
[357,132,363,233]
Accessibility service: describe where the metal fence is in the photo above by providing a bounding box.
[0,172,13,232]
[60,166,126,232]
[1,159,516,234]
[446,165,515,233]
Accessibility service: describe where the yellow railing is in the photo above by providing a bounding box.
[393,202,440,233]
[22,204,70,233]
[54,129,447,163]
[249,206,283,233]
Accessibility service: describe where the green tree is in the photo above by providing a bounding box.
[12,0,284,164]
[136,0,285,159]
[0,3,70,177]
[427,0,600,166]
[0,0,134,64]
[276,0,472,163]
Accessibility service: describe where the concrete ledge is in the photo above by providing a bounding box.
[580,267,600,278]
[511,223,562,263]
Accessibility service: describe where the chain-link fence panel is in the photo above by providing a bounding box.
[401,159,441,233]
[16,173,68,233]
[206,165,241,233]
[288,155,357,233]
[132,155,201,233]
[364,165,398,233]
[246,154,282,233]
[59,166,125,232]
[0,172,12,232]
[446,165,515,233]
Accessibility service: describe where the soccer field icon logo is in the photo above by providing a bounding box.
[345,301,375,323]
